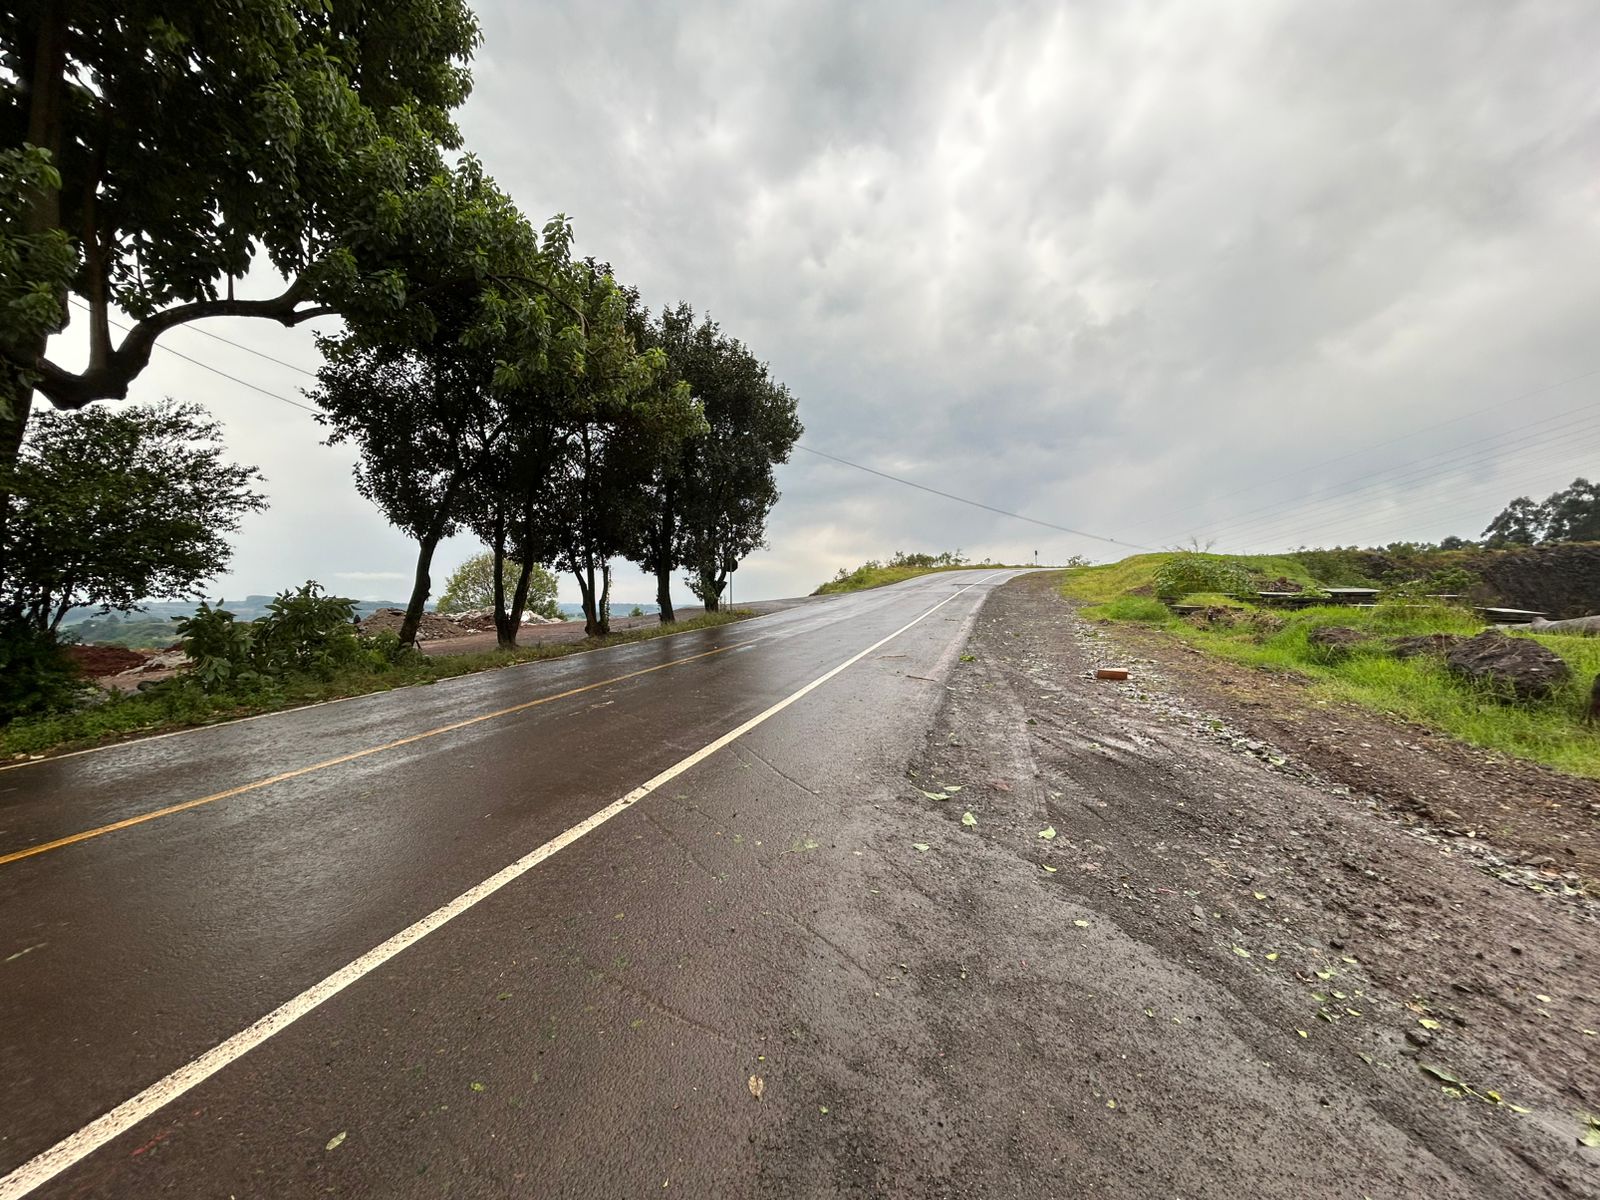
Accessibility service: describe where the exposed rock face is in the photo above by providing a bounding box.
[1307,626,1368,652]
[1445,631,1571,701]
[1477,543,1600,620]
[1387,633,1465,659]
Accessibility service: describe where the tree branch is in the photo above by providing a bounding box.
[33,278,336,410]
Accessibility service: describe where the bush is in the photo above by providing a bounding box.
[0,620,86,722]
[174,582,361,694]
[1092,596,1172,623]
[1152,554,1252,601]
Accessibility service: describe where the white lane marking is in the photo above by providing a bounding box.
[0,571,1006,1200]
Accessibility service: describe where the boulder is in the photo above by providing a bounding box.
[1387,633,1464,660]
[1307,626,1368,652]
[1445,631,1571,701]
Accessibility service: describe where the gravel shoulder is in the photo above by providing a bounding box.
[760,571,1598,1197]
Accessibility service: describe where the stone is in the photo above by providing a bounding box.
[1387,633,1464,660]
[1307,626,1368,654]
[1445,630,1571,701]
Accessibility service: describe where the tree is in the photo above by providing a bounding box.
[0,1,484,569]
[1,400,265,631]
[310,330,506,648]
[438,551,559,619]
[1482,479,1600,546]
[1540,477,1600,543]
[1482,497,1544,547]
[672,318,801,611]
[543,264,700,636]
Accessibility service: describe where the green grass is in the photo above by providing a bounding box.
[813,561,1032,595]
[1060,551,1331,605]
[1,610,754,760]
[1065,563,1600,777]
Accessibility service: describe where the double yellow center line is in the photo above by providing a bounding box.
[0,641,747,868]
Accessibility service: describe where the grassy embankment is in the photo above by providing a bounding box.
[814,561,1034,595]
[1,610,753,761]
[1061,552,1600,778]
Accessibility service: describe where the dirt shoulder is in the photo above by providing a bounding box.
[773,572,1597,1197]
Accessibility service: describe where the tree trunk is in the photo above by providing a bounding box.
[399,522,448,648]
[597,562,612,637]
[491,508,517,650]
[2,3,71,580]
[575,563,599,638]
[654,503,676,624]
[504,559,535,650]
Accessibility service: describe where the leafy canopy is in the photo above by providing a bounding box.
[2,400,265,630]
[438,551,559,618]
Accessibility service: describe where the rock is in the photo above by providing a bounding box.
[1307,626,1368,654]
[1387,633,1464,660]
[1445,630,1571,701]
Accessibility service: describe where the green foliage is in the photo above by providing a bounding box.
[175,583,361,694]
[2,400,265,630]
[645,303,801,611]
[436,551,560,618]
[1088,596,1173,623]
[1151,553,1252,601]
[813,555,1028,595]
[1,609,753,759]
[0,618,84,721]
[1484,478,1600,545]
[0,146,75,412]
[1079,573,1600,776]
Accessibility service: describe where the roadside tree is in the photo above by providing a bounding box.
[1,399,265,633]
[438,550,560,620]
[0,0,482,572]
[671,318,801,611]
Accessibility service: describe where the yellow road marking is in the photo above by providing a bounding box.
[0,641,749,868]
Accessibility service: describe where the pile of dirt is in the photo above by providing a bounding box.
[356,608,472,641]
[64,644,148,677]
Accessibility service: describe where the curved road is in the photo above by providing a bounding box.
[0,570,1020,1198]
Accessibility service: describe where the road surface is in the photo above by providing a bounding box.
[4,568,1588,1199]
[0,570,1018,1198]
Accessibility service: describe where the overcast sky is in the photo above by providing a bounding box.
[45,0,1600,605]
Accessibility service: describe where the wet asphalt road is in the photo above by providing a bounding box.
[0,570,1020,1198]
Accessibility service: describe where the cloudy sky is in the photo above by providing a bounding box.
[46,0,1600,605]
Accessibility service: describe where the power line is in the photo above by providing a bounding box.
[1164,392,1600,547]
[67,299,320,414]
[796,444,1155,551]
[1125,362,1600,539]
[1194,406,1600,549]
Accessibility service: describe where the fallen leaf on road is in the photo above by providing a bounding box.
[1232,947,1251,958]
[1038,826,1057,840]
[1252,892,1267,901]
[1265,952,1279,962]
[1419,1064,1462,1086]
[944,785,963,793]
[325,1132,347,1151]
[470,1082,485,1092]
[921,790,949,801]
[1418,1018,1441,1030]
[961,811,977,827]
[912,843,931,852]
[1535,994,1553,1003]
[1042,865,1058,873]
[819,1105,830,1115]
[748,1075,765,1101]
[1073,919,1090,928]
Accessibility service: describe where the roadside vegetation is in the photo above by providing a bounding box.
[1062,552,1600,778]
[0,608,751,761]
[814,550,1071,595]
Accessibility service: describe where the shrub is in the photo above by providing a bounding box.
[174,582,361,694]
[1152,554,1252,601]
[0,620,86,722]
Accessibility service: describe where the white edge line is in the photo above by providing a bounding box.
[0,571,1007,1200]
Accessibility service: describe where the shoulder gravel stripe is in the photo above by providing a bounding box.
[0,572,1003,1200]
[0,642,750,868]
